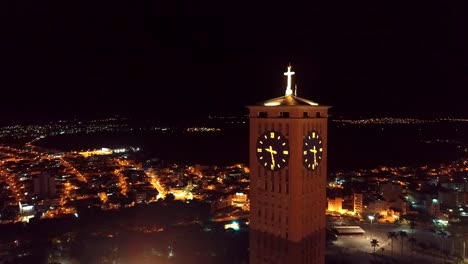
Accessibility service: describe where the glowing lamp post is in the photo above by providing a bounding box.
[368,215,375,238]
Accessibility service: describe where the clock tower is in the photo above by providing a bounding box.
[248,65,330,264]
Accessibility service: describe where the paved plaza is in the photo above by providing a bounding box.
[327,223,466,264]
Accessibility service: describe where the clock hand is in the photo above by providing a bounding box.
[310,146,317,165]
[309,147,317,154]
[265,146,276,167]
[265,146,277,154]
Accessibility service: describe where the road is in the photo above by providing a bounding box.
[145,169,166,199]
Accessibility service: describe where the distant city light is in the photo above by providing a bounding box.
[186,127,221,132]
[113,148,127,153]
[224,221,240,231]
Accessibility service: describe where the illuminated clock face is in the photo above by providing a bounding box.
[256,130,289,171]
[303,130,323,170]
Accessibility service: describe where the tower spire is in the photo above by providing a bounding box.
[284,64,295,96]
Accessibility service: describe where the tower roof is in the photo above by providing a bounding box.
[254,95,319,107]
[249,64,328,108]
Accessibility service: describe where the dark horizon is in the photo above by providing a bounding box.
[1,1,467,123]
[1,112,466,127]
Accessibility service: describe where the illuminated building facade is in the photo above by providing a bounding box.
[231,192,249,209]
[353,193,363,216]
[248,65,329,264]
[327,197,343,213]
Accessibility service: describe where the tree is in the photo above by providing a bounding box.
[409,221,416,235]
[387,231,398,256]
[398,230,408,256]
[454,255,464,264]
[437,230,450,263]
[377,214,385,222]
[437,230,448,253]
[371,239,380,254]
[428,242,439,264]
[408,237,416,257]
[165,193,175,202]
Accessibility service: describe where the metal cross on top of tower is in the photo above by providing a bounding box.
[284,64,295,96]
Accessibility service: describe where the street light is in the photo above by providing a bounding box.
[368,215,375,225]
[368,215,375,238]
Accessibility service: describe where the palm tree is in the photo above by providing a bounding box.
[408,237,416,257]
[428,242,439,264]
[409,221,416,236]
[437,230,448,252]
[437,231,450,263]
[398,230,408,256]
[371,239,380,254]
[454,255,464,264]
[387,231,398,256]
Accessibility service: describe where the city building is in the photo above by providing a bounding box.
[428,198,441,217]
[439,188,468,207]
[248,65,329,264]
[353,193,363,216]
[33,173,56,198]
[327,197,343,213]
[381,182,403,202]
[231,192,249,209]
[366,198,387,215]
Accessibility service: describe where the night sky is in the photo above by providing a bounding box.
[1,1,467,123]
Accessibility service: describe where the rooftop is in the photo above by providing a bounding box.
[249,65,324,107]
[254,95,319,107]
